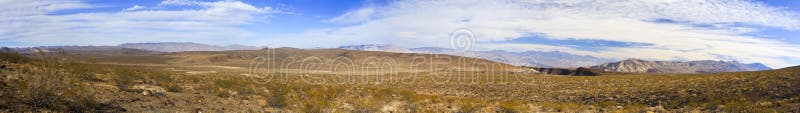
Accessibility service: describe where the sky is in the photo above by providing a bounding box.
[1,0,800,68]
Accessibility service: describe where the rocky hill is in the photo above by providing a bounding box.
[118,42,261,52]
[590,58,772,73]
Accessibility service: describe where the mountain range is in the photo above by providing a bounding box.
[10,46,162,55]
[337,44,774,73]
[590,58,772,73]
[118,42,262,52]
[337,44,616,68]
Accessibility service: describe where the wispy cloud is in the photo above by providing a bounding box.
[325,7,376,24]
[281,0,800,68]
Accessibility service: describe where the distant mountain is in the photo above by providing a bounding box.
[409,47,615,68]
[746,63,772,71]
[590,58,772,73]
[341,45,615,68]
[11,46,161,55]
[338,44,412,53]
[118,42,261,52]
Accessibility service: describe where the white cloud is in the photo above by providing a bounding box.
[0,0,92,17]
[159,0,200,6]
[479,43,578,53]
[0,0,277,46]
[278,0,800,68]
[123,5,145,11]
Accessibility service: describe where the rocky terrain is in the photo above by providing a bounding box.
[591,58,772,73]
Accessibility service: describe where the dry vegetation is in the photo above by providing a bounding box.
[1,49,799,112]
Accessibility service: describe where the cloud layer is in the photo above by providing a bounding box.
[276,0,800,68]
[0,0,277,46]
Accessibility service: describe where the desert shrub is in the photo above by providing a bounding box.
[110,66,179,93]
[302,103,325,113]
[165,84,183,92]
[145,71,173,85]
[720,100,777,112]
[612,104,647,113]
[594,100,619,109]
[302,86,342,111]
[0,55,120,112]
[539,102,587,112]
[65,62,98,81]
[113,68,143,89]
[264,86,288,108]
[204,76,257,98]
[500,101,527,113]
[457,99,486,113]
[0,50,29,63]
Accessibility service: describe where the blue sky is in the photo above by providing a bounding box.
[1,0,800,68]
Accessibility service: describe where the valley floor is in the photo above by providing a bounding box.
[1,52,799,112]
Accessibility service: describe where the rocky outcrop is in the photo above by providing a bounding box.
[590,58,772,73]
